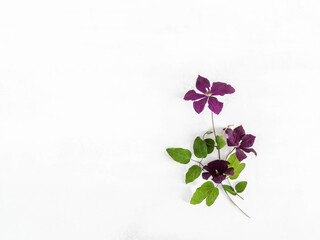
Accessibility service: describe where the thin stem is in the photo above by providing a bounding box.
[226,178,244,200]
[191,159,204,167]
[210,112,217,138]
[225,147,235,160]
[221,186,250,218]
[202,132,206,139]
[211,112,220,159]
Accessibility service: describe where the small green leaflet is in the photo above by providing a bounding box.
[222,185,237,195]
[215,136,226,150]
[193,137,207,158]
[185,165,202,184]
[227,153,246,180]
[204,138,215,154]
[166,148,191,164]
[235,181,247,193]
[204,131,213,136]
[190,181,219,206]
[206,187,219,206]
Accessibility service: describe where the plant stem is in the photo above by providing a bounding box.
[221,185,250,218]
[191,159,204,167]
[225,147,235,160]
[202,133,206,139]
[211,112,220,159]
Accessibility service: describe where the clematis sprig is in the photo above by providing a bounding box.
[166,75,257,218]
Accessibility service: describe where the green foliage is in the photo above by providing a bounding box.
[190,181,219,206]
[193,137,207,158]
[235,181,247,193]
[206,187,219,206]
[227,153,246,180]
[166,148,191,164]
[204,138,215,154]
[215,136,226,150]
[185,165,202,184]
[222,185,237,195]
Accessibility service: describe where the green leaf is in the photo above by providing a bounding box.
[230,164,245,180]
[193,137,207,158]
[222,185,237,195]
[166,148,191,164]
[204,138,215,154]
[215,136,226,150]
[185,165,202,184]
[190,181,214,205]
[227,153,246,180]
[235,181,247,193]
[206,187,219,206]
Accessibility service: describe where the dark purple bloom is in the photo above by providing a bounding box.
[184,75,235,114]
[225,125,257,161]
[202,160,234,184]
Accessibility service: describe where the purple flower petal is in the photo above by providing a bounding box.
[202,172,211,180]
[196,75,210,94]
[227,139,237,147]
[193,97,208,114]
[225,167,234,176]
[240,134,256,148]
[234,125,245,143]
[241,147,257,156]
[219,160,230,171]
[211,175,226,184]
[236,148,247,161]
[208,97,223,115]
[206,160,220,170]
[184,90,206,101]
[225,128,233,137]
[203,160,232,183]
[211,82,235,96]
[203,166,210,172]
[225,128,237,146]
[207,160,229,171]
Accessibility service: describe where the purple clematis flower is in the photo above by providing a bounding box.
[202,160,234,184]
[225,125,257,161]
[184,75,235,114]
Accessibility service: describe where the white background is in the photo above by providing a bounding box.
[1,0,320,239]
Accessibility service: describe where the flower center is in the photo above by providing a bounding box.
[215,169,220,175]
[205,89,212,97]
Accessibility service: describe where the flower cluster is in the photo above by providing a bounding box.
[166,75,257,218]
